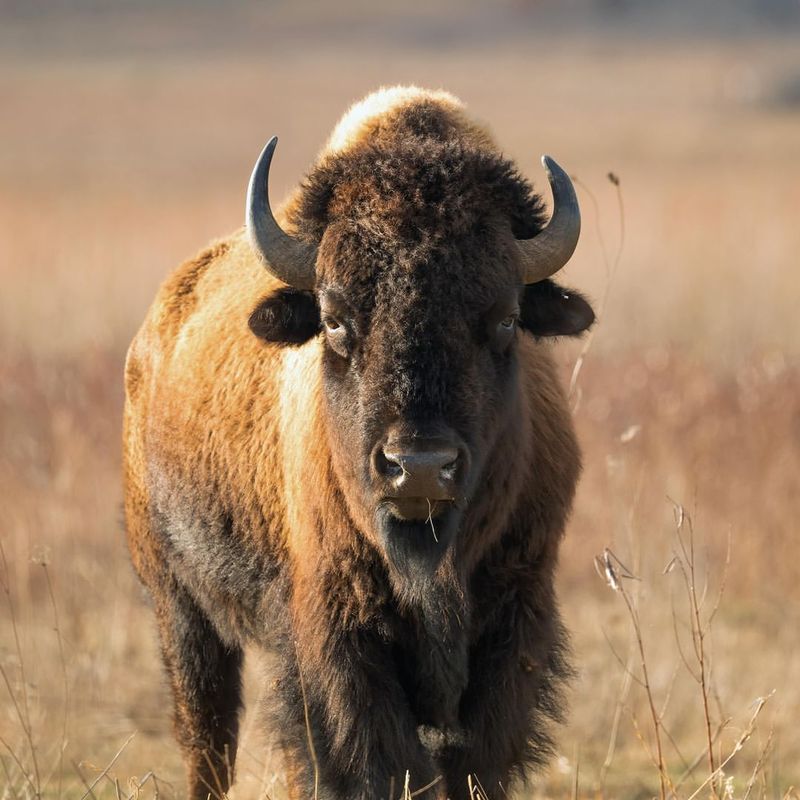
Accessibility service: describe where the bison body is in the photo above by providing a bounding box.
[123,86,593,800]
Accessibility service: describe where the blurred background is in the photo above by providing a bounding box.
[1,1,799,797]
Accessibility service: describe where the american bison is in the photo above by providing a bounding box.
[123,86,594,800]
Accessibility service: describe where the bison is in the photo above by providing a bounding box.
[123,86,594,800]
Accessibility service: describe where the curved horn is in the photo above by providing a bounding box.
[246,136,317,289]
[516,155,581,283]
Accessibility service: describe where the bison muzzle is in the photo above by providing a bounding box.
[123,85,594,800]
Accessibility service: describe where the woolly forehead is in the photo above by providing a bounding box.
[290,142,548,303]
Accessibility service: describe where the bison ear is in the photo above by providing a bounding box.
[519,279,595,338]
[248,288,320,345]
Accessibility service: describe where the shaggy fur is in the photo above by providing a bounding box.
[123,86,593,800]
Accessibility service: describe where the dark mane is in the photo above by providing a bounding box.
[292,118,547,245]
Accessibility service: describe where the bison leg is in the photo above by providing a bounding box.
[154,580,243,800]
[277,575,441,800]
[271,642,441,800]
[441,607,569,800]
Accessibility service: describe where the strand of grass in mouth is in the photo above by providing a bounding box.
[425,498,438,542]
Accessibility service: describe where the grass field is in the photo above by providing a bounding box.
[1,5,799,798]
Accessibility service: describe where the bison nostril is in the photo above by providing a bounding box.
[375,447,404,479]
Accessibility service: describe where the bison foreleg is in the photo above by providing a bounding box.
[154,579,243,800]
[281,586,441,799]
[441,586,570,799]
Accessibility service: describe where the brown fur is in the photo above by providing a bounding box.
[123,87,591,800]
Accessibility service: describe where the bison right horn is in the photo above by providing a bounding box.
[516,155,581,284]
[246,136,318,290]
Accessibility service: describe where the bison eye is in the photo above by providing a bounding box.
[490,312,518,353]
[499,314,517,331]
[322,315,351,358]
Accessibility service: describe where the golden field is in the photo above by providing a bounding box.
[1,5,799,798]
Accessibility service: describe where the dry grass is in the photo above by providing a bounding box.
[1,7,798,798]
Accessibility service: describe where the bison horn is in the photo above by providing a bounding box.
[246,136,317,289]
[517,155,581,284]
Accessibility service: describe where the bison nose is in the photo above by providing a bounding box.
[377,442,460,501]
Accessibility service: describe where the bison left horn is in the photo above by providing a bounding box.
[246,136,318,290]
[517,156,581,284]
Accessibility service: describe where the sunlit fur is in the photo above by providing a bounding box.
[123,87,590,800]
[324,86,468,155]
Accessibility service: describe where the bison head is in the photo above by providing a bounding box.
[246,94,593,594]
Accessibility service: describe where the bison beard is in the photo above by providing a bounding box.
[123,86,593,800]
[378,508,460,590]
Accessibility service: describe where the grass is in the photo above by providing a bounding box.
[1,7,799,798]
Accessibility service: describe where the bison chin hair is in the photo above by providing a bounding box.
[375,505,462,600]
